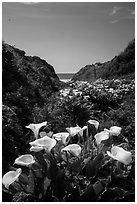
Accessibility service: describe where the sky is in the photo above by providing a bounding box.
[2,1,135,73]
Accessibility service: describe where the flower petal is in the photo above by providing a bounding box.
[53,132,69,144]
[26,121,47,138]
[88,120,99,130]
[30,136,56,152]
[107,146,132,165]
[78,126,87,137]
[109,126,122,136]
[14,154,35,166]
[66,126,82,137]
[94,130,109,145]
[61,144,81,157]
[30,146,44,152]
[2,168,22,189]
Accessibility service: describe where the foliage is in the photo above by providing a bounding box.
[2,105,30,175]
[32,78,135,145]
[2,42,62,167]
[2,119,135,202]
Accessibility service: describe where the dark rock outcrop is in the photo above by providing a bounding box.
[2,42,62,171]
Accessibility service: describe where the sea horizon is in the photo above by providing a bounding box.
[57,73,75,82]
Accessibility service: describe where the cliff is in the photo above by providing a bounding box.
[72,39,135,82]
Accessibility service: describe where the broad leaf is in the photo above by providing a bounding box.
[53,170,66,200]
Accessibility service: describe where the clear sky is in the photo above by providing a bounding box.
[2,2,135,73]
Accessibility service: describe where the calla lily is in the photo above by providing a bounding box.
[46,131,53,138]
[107,146,132,165]
[87,120,99,130]
[40,131,53,138]
[78,126,87,137]
[61,144,82,157]
[30,136,56,152]
[94,130,109,145]
[109,126,122,136]
[26,121,47,139]
[53,132,69,145]
[30,146,44,152]
[2,168,22,189]
[39,131,47,138]
[14,154,35,166]
[66,126,82,137]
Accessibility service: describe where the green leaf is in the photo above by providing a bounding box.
[93,181,105,195]
[78,184,96,201]
[46,154,58,180]
[31,162,43,179]
[70,158,82,174]
[25,170,35,194]
[100,187,128,202]
[42,176,51,196]
[19,173,29,185]
[34,151,47,173]
[84,153,104,178]
[53,170,66,200]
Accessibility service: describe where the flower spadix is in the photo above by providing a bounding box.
[53,132,69,145]
[107,146,132,165]
[30,136,56,152]
[26,121,47,139]
[61,144,81,157]
[87,120,99,130]
[14,154,35,166]
[94,130,109,145]
[2,168,22,189]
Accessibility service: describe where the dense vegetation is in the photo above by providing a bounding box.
[101,39,135,78]
[2,118,135,202]
[2,42,63,173]
[44,78,135,147]
[2,40,135,201]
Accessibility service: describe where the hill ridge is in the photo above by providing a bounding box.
[72,39,135,82]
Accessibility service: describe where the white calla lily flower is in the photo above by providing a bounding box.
[26,121,47,139]
[53,132,69,145]
[109,126,122,136]
[61,144,82,157]
[94,130,109,145]
[14,154,35,166]
[39,131,47,138]
[29,136,56,152]
[66,126,82,137]
[78,126,87,137]
[2,168,22,189]
[30,146,44,152]
[88,120,99,130]
[107,146,132,165]
[40,131,53,138]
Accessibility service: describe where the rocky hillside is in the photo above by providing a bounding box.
[72,63,105,83]
[72,39,135,82]
[2,42,62,173]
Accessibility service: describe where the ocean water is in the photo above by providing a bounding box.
[57,73,75,82]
